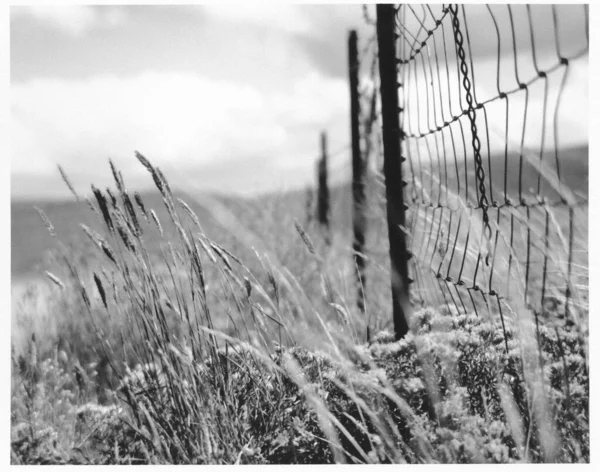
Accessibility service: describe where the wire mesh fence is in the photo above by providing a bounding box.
[359,3,588,335]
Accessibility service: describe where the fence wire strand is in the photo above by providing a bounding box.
[360,3,588,332]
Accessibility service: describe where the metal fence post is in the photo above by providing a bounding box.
[376,4,412,339]
[349,30,367,314]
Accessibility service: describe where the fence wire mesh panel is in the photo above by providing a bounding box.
[365,4,588,333]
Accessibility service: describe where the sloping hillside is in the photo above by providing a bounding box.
[11,190,226,279]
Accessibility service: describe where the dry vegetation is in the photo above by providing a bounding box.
[11,154,588,464]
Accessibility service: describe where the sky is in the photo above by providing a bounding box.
[397,4,588,166]
[9,3,589,201]
[11,4,373,200]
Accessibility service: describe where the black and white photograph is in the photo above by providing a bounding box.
[8,2,591,465]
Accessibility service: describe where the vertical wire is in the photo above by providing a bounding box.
[431,207,445,273]
[419,53,433,135]
[440,7,466,209]
[480,107,495,205]
[565,206,574,322]
[405,39,426,205]
[417,8,437,136]
[453,283,468,315]
[445,210,453,271]
[487,5,510,204]
[524,206,532,307]
[518,88,530,203]
[443,279,462,315]
[430,207,444,267]
[508,4,529,204]
[496,294,510,353]
[418,16,447,208]
[507,5,522,86]
[457,207,473,285]
[437,211,453,274]
[506,213,515,301]
[503,99,510,202]
[423,134,434,204]
[435,276,449,310]
[488,210,501,293]
[451,9,465,115]
[429,135,442,205]
[540,207,550,314]
[460,5,479,106]
[448,123,462,198]
[467,288,480,317]
[413,255,429,308]
[552,64,569,202]
[479,291,490,320]
[446,210,462,278]
[429,8,453,209]
[427,5,447,127]
[409,186,425,307]
[415,206,429,261]
[526,5,541,73]
[409,29,429,207]
[397,7,422,56]
[472,249,482,292]
[551,5,562,61]
[536,79,549,198]
[410,201,427,307]
[527,5,550,198]
[407,4,427,49]
[487,6,503,103]
[436,130,449,206]
[551,4,567,198]
[423,206,438,263]
[458,120,470,204]
[439,6,456,123]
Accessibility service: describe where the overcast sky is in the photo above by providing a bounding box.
[397,4,588,163]
[10,4,588,201]
[11,4,374,200]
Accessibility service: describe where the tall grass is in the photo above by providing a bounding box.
[11,153,588,464]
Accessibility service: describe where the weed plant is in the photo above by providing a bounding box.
[11,154,588,464]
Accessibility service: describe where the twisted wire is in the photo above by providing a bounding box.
[360,3,588,328]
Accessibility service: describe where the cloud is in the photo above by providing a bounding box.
[11,5,126,36]
[11,71,349,197]
[199,4,370,79]
[201,4,314,36]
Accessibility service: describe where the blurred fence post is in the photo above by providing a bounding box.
[317,131,330,241]
[349,30,367,314]
[376,4,412,340]
[305,186,314,227]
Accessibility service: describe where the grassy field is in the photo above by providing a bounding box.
[11,153,588,464]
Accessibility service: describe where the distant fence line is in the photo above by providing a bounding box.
[342,4,589,340]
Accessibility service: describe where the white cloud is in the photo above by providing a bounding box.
[11,72,348,194]
[202,4,314,36]
[11,6,126,36]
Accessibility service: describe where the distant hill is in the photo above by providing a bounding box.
[12,145,587,279]
[11,190,226,279]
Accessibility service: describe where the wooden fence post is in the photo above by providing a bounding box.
[376,4,412,339]
[305,186,314,227]
[317,131,330,240]
[349,30,367,314]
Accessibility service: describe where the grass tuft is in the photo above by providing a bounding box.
[11,155,588,464]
